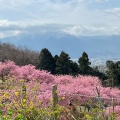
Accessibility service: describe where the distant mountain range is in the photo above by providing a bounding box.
[0,31,120,60]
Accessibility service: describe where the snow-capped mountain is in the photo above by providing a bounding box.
[0,31,120,60]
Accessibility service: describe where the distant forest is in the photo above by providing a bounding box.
[0,42,120,87]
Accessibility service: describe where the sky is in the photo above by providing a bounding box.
[0,0,120,38]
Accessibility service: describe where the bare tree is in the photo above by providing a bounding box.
[0,42,39,66]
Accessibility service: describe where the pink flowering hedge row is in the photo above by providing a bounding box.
[0,60,120,119]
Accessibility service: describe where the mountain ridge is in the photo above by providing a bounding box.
[0,31,120,59]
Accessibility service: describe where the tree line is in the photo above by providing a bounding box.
[37,48,106,80]
[0,42,120,87]
[0,42,39,66]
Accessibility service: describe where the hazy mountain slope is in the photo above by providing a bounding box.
[0,32,120,59]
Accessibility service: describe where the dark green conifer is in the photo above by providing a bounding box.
[37,48,55,74]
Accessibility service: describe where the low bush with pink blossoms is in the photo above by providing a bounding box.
[0,60,120,120]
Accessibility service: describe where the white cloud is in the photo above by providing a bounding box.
[0,30,22,38]
[0,0,35,9]
[0,0,120,36]
[0,0,87,24]
[104,7,120,17]
[63,25,120,36]
[95,0,109,3]
[0,33,6,38]
[0,19,120,38]
[0,0,116,25]
[0,20,10,27]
